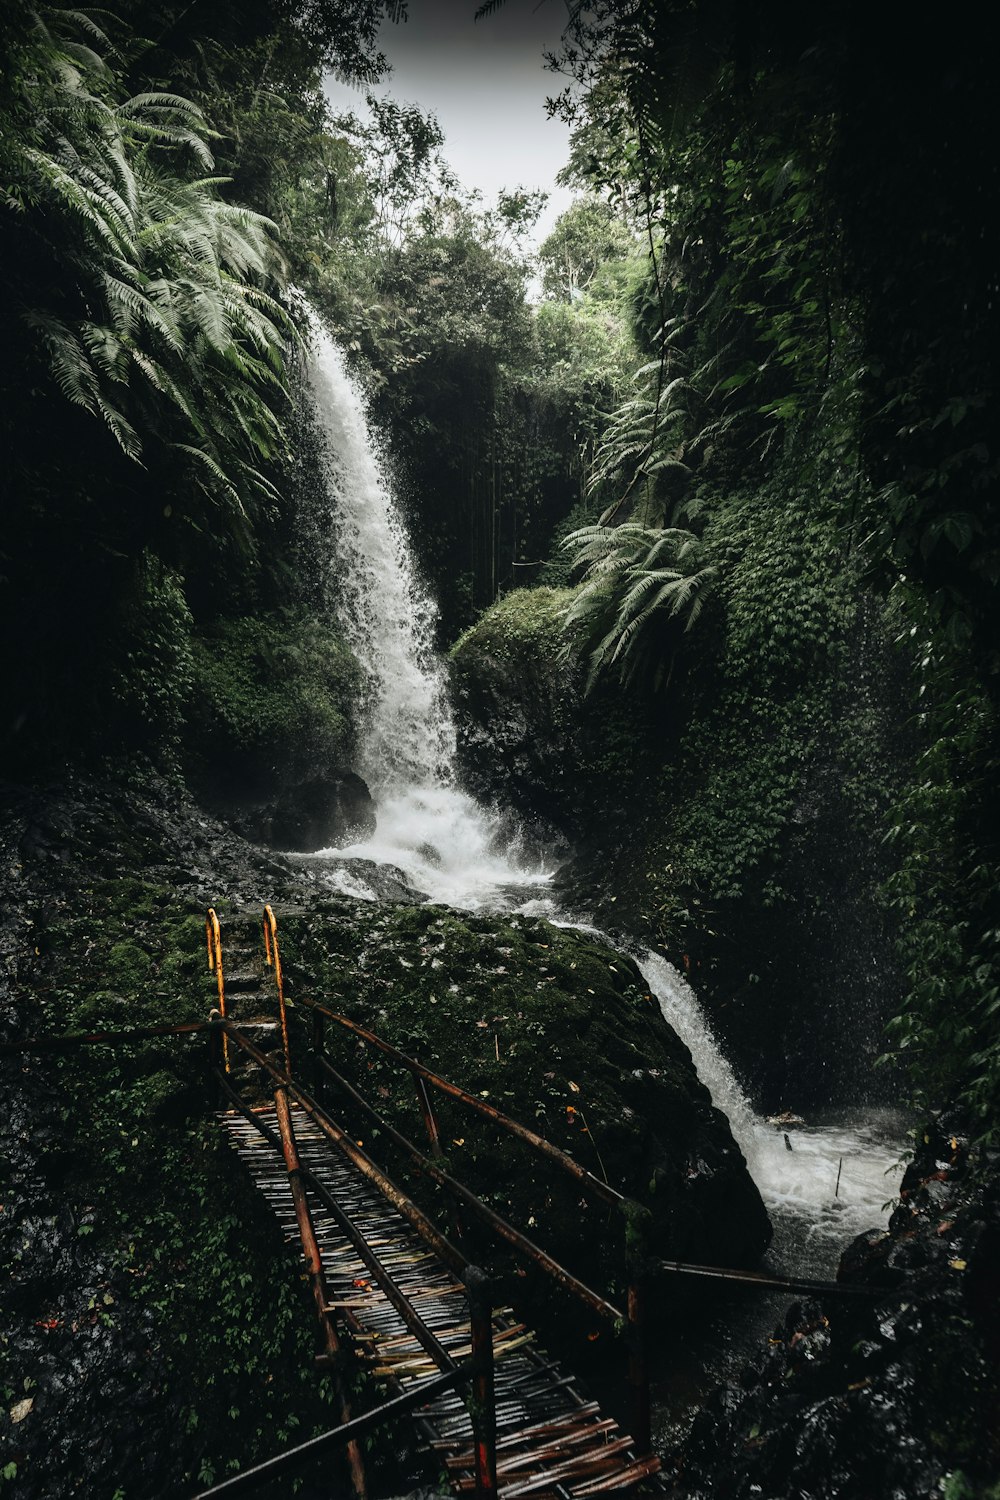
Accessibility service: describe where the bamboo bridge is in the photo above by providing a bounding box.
[3,906,897,1500]
[199,904,664,1500]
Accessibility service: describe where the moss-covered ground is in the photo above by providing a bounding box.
[278,900,770,1301]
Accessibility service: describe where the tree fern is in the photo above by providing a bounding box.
[561,522,717,691]
[8,5,295,520]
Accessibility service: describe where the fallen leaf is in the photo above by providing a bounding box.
[452,1139,465,1147]
[949,1258,967,1272]
[10,1398,33,1424]
[567,1081,580,1093]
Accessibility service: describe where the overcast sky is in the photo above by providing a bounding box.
[324,0,576,248]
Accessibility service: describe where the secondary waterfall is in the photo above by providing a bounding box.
[299,312,902,1273]
[635,951,902,1272]
[303,314,548,907]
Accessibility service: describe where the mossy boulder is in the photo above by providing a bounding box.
[450,588,580,837]
[280,901,772,1299]
[449,589,663,904]
[186,609,373,851]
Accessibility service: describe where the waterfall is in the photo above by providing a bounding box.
[302,313,454,795]
[636,950,902,1267]
[299,311,901,1268]
[302,313,549,907]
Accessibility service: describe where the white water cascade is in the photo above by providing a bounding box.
[302,315,550,908]
[636,951,903,1272]
[299,313,903,1274]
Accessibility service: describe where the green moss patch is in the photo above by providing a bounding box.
[280,901,771,1301]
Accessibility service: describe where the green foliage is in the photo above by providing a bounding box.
[187,610,359,773]
[340,93,457,249]
[452,586,578,665]
[881,641,1000,1143]
[538,194,638,304]
[4,6,294,532]
[642,454,867,914]
[104,559,196,757]
[561,523,716,692]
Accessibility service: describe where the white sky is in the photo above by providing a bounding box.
[324,0,576,249]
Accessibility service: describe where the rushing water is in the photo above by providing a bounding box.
[298,313,904,1296]
[636,951,903,1271]
[302,315,549,908]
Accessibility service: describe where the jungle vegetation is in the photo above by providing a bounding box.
[1,0,996,1151]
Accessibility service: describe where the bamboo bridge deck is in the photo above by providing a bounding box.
[200,903,664,1499]
[221,1099,661,1497]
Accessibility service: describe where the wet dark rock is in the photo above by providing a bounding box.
[673,1123,1000,1499]
[285,852,430,904]
[231,771,376,852]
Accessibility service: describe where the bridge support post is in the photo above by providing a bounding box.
[465,1264,498,1500]
[414,1073,465,1242]
[625,1203,652,1458]
[414,1073,443,1157]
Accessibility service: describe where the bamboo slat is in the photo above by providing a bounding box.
[219,1101,661,1498]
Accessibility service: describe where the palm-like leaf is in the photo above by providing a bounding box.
[9,5,296,533]
[561,522,717,691]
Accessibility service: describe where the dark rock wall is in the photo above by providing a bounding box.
[675,1126,1000,1500]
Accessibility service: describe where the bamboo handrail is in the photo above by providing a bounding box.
[262,904,291,1075]
[297,995,628,1212]
[0,1020,213,1055]
[205,907,229,1072]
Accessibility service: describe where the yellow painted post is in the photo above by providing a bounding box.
[205,907,229,1072]
[263,904,291,1076]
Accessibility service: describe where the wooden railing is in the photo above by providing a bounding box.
[258,909,654,1454]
